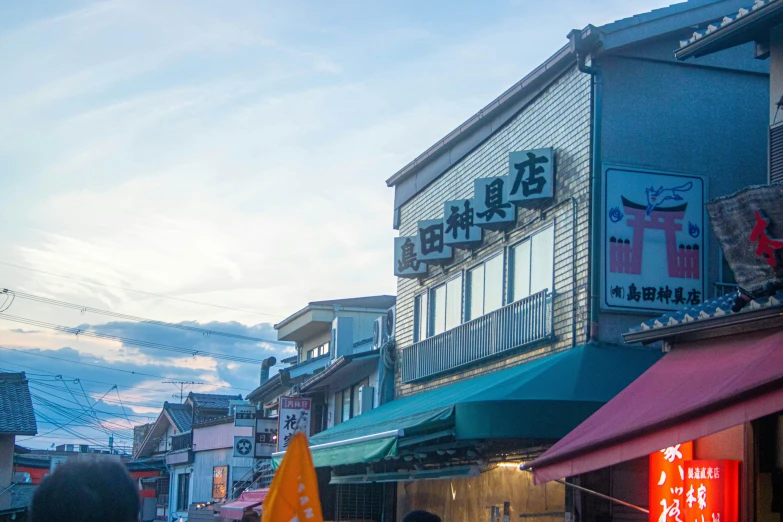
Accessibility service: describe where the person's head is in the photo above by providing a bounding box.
[403,510,442,522]
[30,459,139,522]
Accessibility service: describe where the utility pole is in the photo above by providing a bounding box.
[163,381,204,403]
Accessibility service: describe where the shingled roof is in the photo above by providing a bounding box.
[0,372,37,436]
[188,393,242,410]
[163,402,193,432]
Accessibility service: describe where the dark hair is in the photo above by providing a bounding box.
[30,459,139,522]
[403,510,442,522]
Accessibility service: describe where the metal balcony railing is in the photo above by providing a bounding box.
[714,282,738,298]
[401,290,552,383]
[170,432,192,452]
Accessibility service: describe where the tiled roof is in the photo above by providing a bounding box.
[602,0,718,33]
[627,289,783,334]
[164,402,193,432]
[678,0,777,48]
[0,372,37,435]
[188,393,242,410]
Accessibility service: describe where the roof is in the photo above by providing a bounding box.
[274,295,395,331]
[164,403,193,432]
[624,289,783,343]
[528,328,783,483]
[247,372,286,404]
[300,351,380,393]
[0,372,37,435]
[188,392,243,410]
[676,0,783,59]
[386,0,755,210]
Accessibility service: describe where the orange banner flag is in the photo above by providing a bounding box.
[262,432,324,522]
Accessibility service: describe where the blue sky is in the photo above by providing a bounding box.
[0,0,675,448]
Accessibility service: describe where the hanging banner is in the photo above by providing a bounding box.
[603,166,706,312]
[649,442,694,522]
[706,184,783,294]
[277,397,311,452]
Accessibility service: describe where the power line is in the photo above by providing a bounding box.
[0,349,254,392]
[1,288,291,346]
[0,260,281,318]
[164,381,204,403]
[0,314,268,364]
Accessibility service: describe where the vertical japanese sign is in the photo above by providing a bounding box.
[604,166,706,312]
[683,460,739,522]
[212,465,228,501]
[234,404,256,427]
[277,396,311,452]
[508,148,554,206]
[474,176,516,229]
[255,417,279,458]
[650,442,693,522]
[394,236,427,278]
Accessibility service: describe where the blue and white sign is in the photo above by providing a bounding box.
[508,148,554,205]
[394,236,427,278]
[603,166,706,312]
[443,198,483,248]
[416,219,453,264]
[474,176,516,229]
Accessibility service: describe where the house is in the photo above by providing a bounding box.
[285,0,771,520]
[132,392,242,522]
[0,372,36,520]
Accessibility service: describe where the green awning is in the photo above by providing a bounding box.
[272,343,662,469]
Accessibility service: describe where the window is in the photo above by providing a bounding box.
[306,342,330,360]
[429,274,463,336]
[467,254,504,320]
[176,473,190,511]
[510,225,555,302]
[414,292,428,342]
[335,377,371,425]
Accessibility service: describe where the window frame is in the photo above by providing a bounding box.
[335,377,371,425]
[428,272,463,337]
[508,223,555,303]
[176,473,190,512]
[465,252,505,322]
[413,291,429,343]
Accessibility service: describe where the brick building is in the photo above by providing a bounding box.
[273,1,772,521]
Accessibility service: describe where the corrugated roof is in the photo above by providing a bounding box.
[0,372,37,435]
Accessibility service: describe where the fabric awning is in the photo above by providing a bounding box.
[528,329,783,484]
[273,343,662,469]
[219,489,269,520]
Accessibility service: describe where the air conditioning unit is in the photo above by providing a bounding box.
[331,316,354,359]
[358,385,375,414]
[373,316,388,349]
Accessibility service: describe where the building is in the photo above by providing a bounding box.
[0,372,37,520]
[132,392,242,522]
[275,1,773,520]
[527,4,783,522]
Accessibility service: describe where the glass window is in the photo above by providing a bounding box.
[430,284,447,336]
[351,378,369,418]
[445,275,463,330]
[414,292,428,342]
[177,473,190,511]
[467,264,485,320]
[511,225,554,302]
[466,255,504,321]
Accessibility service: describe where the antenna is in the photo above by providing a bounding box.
[163,381,205,403]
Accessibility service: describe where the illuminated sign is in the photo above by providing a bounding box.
[683,460,739,522]
[212,465,228,501]
[650,442,693,522]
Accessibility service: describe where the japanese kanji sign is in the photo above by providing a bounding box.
[417,218,453,263]
[277,396,311,452]
[508,148,554,205]
[707,184,783,294]
[650,442,693,522]
[394,236,427,278]
[683,460,739,522]
[474,175,516,229]
[604,166,706,312]
[255,417,279,458]
[234,404,256,427]
[443,198,483,248]
[212,465,228,501]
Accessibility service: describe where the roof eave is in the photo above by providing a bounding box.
[624,306,783,344]
[675,1,783,60]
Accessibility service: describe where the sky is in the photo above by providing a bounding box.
[0,0,676,450]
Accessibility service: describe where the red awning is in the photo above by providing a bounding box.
[219,489,269,520]
[528,329,783,484]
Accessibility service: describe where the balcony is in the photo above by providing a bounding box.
[401,290,552,383]
[170,432,192,452]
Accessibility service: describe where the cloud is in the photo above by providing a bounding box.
[9,328,41,334]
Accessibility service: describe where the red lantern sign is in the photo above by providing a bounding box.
[682,460,739,522]
[650,442,694,522]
